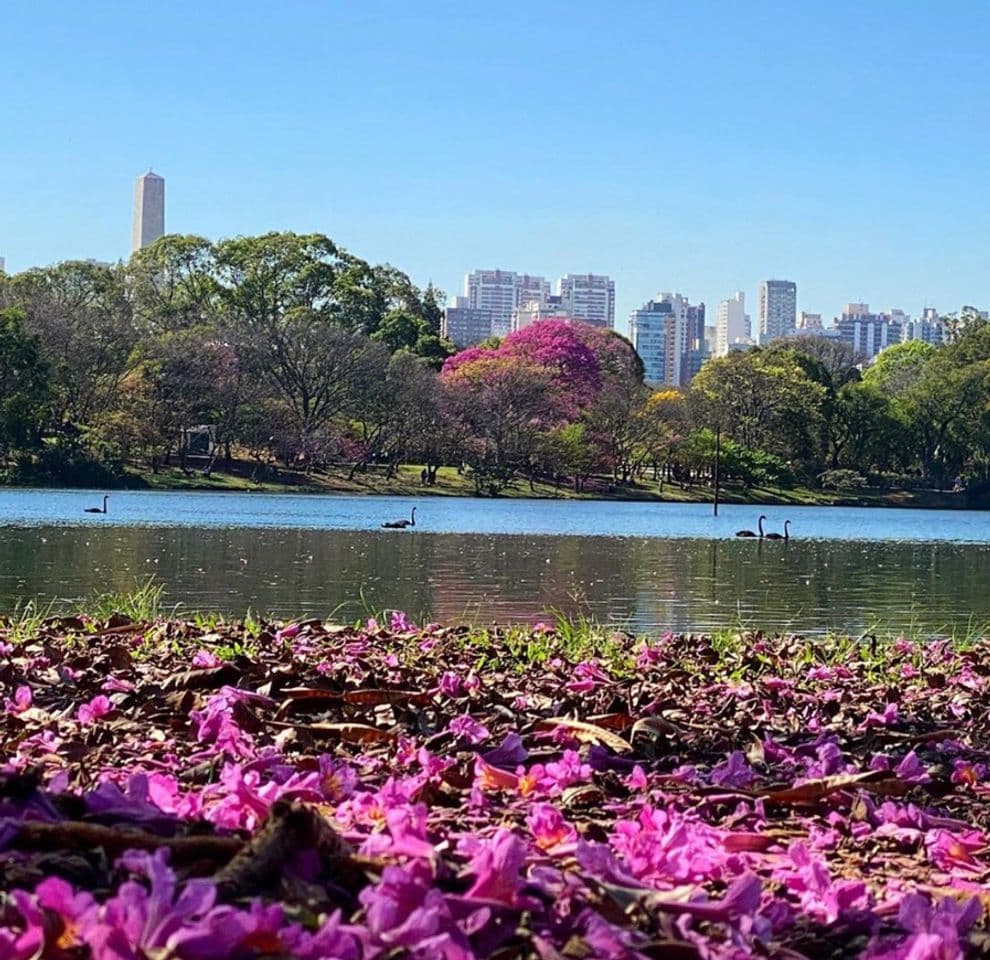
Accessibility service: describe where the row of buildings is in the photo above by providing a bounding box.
[442,270,954,388]
[443,270,616,347]
[634,284,949,386]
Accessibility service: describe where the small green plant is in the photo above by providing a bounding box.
[87,577,177,622]
[1,597,57,645]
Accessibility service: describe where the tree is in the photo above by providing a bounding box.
[421,283,445,335]
[0,309,51,466]
[583,372,655,484]
[828,381,902,472]
[863,340,936,395]
[4,261,137,445]
[347,352,439,478]
[443,355,555,493]
[689,349,826,456]
[128,235,220,334]
[899,359,988,486]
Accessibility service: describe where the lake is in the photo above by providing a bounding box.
[1,488,988,636]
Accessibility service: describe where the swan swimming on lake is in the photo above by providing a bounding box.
[735,515,765,538]
[84,495,109,514]
[382,506,416,529]
[765,520,791,541]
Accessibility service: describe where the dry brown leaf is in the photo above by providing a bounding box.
[533,717,632,754]
[762,769,894,806]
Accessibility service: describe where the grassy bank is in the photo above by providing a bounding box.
[107,460,971,510]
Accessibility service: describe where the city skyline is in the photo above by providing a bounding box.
[1,2,987,333]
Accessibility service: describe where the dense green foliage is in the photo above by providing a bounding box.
[0,236,988,495]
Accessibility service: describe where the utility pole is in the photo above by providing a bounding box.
[713,425,721,517]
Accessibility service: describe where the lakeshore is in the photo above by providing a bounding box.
[0,609,987,958]
[5,460,978,511]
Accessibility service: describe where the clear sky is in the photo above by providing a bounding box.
[2,0,988,334]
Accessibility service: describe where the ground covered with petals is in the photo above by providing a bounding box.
[1,612,989,959]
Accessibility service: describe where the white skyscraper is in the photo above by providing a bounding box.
[715,291,750,356]
[758,279,797,344]
[558,274,615,328]
[132,170,165,253]
[464,270,550,337]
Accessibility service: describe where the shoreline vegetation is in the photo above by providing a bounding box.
[1,599,989,957]
[6,459,979,511]
[3,235,990,514]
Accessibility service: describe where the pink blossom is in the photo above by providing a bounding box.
[275,623,301,643]
[76,695,112,725]
[191,649,222,668]
[448,714,490,745]
[4,685,32,714]
[438,671,463,697]
[527,803,577,852]
[390,610,416,633]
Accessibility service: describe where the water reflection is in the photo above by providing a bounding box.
[1,526,987,637]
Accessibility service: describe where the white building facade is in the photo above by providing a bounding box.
[902,307,944,346]
[715,291,750,356]
[834,303,904,359]
[558,273,615,329]
[464,270,551,337]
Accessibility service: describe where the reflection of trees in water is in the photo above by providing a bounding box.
[1,528,989,636]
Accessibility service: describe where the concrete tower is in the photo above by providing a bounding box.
[132,170,165,253]
[758,279,797,344]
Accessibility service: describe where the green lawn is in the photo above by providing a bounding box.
[120,461,964,510]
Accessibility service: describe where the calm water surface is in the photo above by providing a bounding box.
[1,489,988,635]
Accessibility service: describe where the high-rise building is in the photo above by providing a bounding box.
[758,279,797,344]
[715,291,750,356]
[517,274,551,310]
[131,170,165,253]
[511,295,573,332]
[464,270,550,337]
[558,274,615,328]
[0,256,5,274]
[630,292,704,386]
[797,311,823,331]
[834,303,904,359]
[630,299,674,384]
[683,301,706,348]
[442,296,497,347]
[903,307,944,347]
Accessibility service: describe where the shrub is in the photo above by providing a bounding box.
[818,468,868,491]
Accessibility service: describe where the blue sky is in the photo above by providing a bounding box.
[1,1,988,334]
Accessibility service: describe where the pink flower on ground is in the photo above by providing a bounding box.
[462,829,529,904]
[527,803,577,852]
[438,671,463,698]
[710,751,757,789]
[624,765,649,791]
[950,759,986,787]
[389,610,416,632]
[448,715,490,745]
[77,695,112,725]
[191,649,222,668]
[4,685,32,714]
[863,702,899,729]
